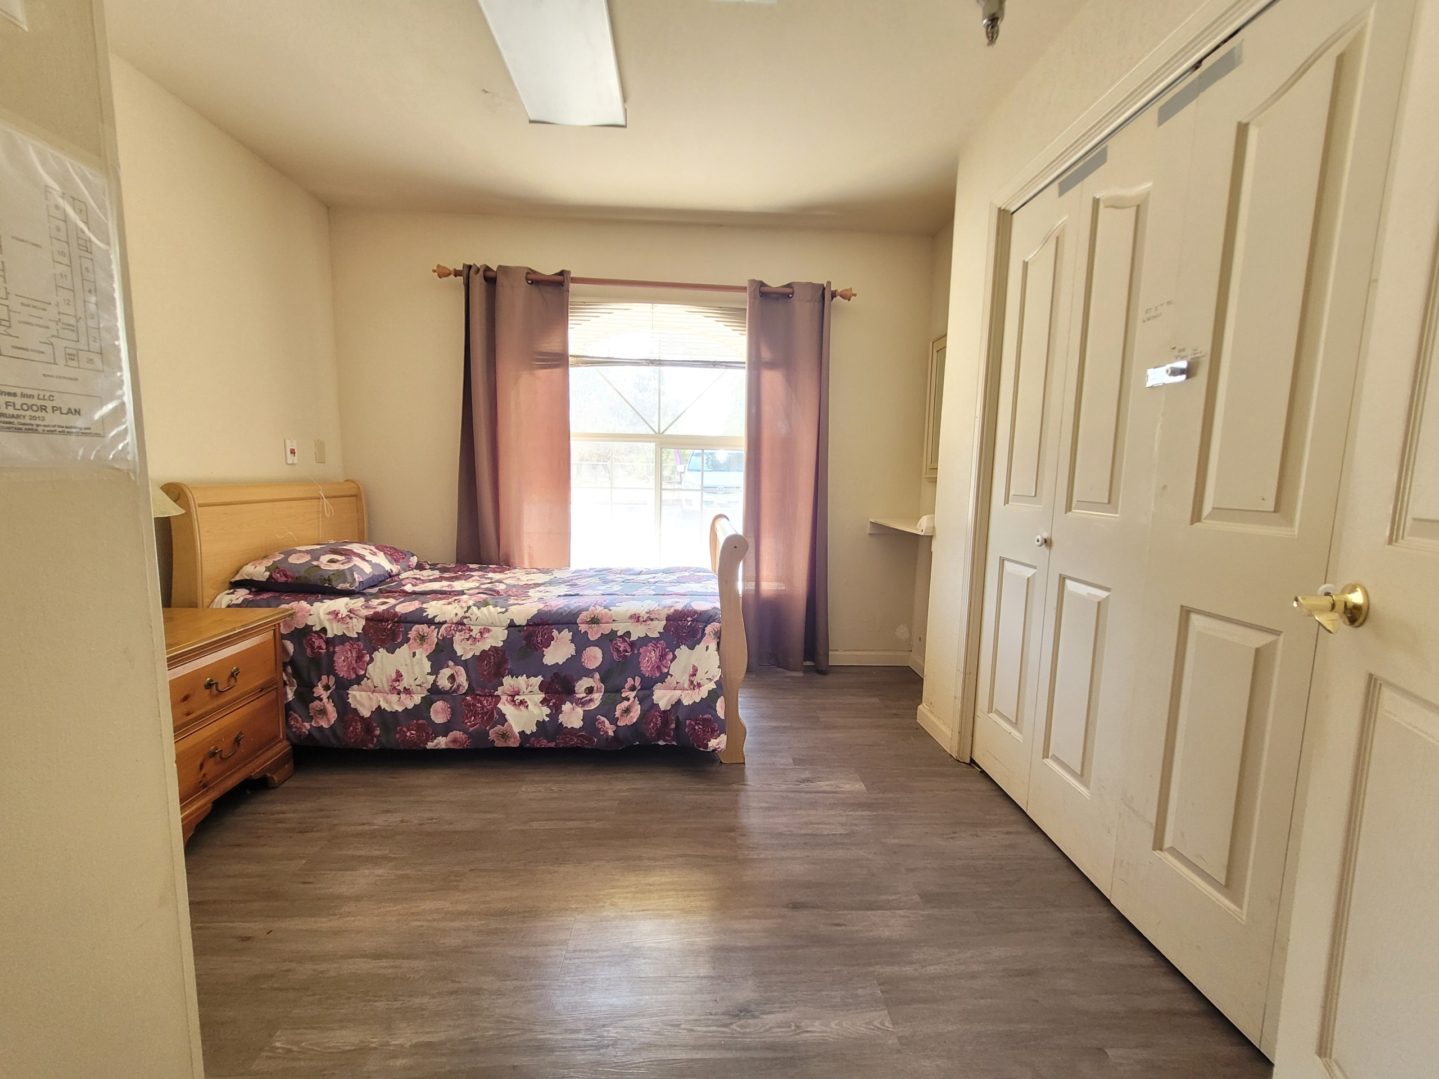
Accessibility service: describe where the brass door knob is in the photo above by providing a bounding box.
[1293,582,1369,633]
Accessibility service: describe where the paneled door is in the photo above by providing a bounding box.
[1109,0,1416,1049]
[1021,103,1191,888]
[1274,2,1439,1072]
[972,180,1080,806]
[975,76,1193,888]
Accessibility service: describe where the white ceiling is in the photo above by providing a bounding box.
[106,0,1081,234]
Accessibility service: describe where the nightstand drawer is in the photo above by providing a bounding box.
[169,631,277,731]
[174,687,284,805]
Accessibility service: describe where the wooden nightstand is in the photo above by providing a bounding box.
[163,608,294,842]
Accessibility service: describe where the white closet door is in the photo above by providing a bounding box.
[1022,106,1190,888]
[1275,2,1439,1072]
[972,182,1080,804]
[1110,0,1416,1048]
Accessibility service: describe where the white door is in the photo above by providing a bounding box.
[972,179,1078,805]
[1274,2,1439,1073]
[1022,106,1190,888]
[975,60,1196,890]
[1110,0,1416,1049]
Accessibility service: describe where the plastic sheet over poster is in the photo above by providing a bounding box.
[0,118,134,468]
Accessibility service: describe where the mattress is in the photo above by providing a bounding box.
[215,563,727,753]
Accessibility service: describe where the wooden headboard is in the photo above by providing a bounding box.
[162,480,368,607]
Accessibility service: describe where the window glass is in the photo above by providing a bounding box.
[569,301,745,567]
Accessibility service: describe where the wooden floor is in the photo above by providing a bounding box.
[186,667,1272,1078]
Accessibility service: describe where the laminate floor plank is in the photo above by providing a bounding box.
[186,666,1271,1077]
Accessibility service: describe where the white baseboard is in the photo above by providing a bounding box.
[909,652,926,677]
[917,701,961,759]
[829,649,914,667]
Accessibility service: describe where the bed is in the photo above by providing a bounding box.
[162,481,748,763]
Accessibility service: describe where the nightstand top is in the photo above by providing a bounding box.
[162,607,289,666]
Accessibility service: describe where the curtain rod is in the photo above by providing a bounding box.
[431,264,857,302]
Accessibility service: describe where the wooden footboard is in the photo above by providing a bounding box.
[709,514,749,764]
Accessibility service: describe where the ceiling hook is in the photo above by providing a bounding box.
[976,0,1005,45]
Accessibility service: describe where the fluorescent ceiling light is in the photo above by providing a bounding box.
[476,0,626,127]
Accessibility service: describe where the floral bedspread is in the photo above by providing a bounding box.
[215,563,727,753]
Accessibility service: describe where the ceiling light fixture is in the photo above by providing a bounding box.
[975,0,1005,45]
[476,0,626,127]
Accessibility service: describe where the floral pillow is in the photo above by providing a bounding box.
[230,542,418,594]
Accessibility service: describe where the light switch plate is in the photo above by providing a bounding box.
[313,438,326,465]
[284,438,298,465]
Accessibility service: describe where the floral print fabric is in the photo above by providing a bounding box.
[230,542,419,594]
[215,562,727,753]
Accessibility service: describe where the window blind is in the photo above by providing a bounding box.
[569,301,746,367]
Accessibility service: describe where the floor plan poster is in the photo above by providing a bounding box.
[0,118,133,468]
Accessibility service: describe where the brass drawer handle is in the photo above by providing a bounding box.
[207,731,245,761]
[203,666,241,694]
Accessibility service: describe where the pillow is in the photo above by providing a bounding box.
[230,542,418,594]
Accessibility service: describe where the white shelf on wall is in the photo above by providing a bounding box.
[868,516,935,537]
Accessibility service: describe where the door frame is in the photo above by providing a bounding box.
[943,0,1277,762]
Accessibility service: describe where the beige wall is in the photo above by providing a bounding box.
[0,2,201,1075]
[910,219,953,675]
[110,55,344,484]
[921,0,1214,746]
[330,209,938,661]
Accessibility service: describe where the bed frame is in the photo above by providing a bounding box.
[162,480,748,763]
[708,513,749,764]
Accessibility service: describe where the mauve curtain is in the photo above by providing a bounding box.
[742,280,831,672]
[456,264,571,567]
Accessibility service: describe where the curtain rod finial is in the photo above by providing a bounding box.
[834,287,857,302]
[433,264,460,279]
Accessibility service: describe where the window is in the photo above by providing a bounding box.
[569,300,745,567]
